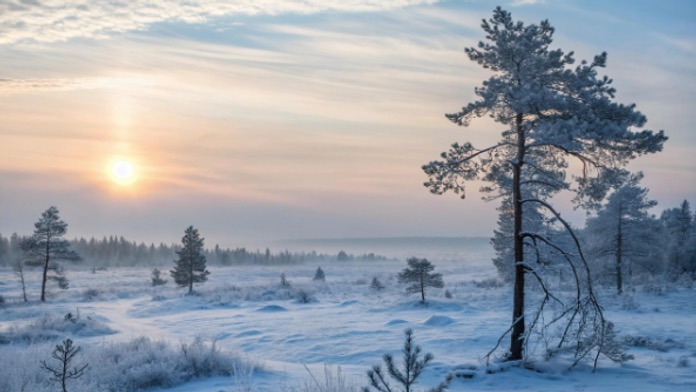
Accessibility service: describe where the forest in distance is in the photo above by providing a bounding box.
[1,195,694,285]
[0,231,391,269]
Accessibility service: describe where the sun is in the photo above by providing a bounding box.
[110,160,135,185]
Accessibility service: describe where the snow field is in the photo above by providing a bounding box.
[0,249,695,391]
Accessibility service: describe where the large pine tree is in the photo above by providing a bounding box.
[423,8,666,364]
[170,226,209,294]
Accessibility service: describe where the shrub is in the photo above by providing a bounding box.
[313,267,325,281]
[151,268,168,286]
[280,273,291,287]
[370,277,384,291]
[296,290,315,304]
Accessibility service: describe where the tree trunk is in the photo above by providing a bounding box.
[41,237,51,302]
[420,272,425,302]
[188,253,193,294]
[510,112,526,361]
[616,204,623,295]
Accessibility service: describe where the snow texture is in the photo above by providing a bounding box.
[0,241,694,391]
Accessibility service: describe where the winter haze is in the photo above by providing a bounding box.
[1,0,695,247]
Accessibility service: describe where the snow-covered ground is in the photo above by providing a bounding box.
[0,242,694,391]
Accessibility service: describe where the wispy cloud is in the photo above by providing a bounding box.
[0,0,439,45]
[509,0,544,7]
[0,77,106,93]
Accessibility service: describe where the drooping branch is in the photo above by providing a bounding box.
[521,197,607,370]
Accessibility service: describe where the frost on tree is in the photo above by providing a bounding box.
[22,206,81,302]
[584,174,661,294]
[660,200,696,277]
[398,257,444,303]
[170,226,209,294]
[423,8,666,367]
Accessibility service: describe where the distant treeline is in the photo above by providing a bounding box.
[0,234,388,268]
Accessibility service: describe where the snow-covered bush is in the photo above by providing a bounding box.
[623,335,685,352]
[4,310,115,343]
[296,289,315,303]
[0,336,258,392]
[82,288,102,301]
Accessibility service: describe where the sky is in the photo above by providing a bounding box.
[1,0,695,249]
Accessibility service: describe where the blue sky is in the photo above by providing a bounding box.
[1,0,694,248]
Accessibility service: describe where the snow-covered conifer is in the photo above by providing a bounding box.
[584,174,661,293]
[398,257,444,302]
[313,266,325,281]
[661,200,696,277]
[423,7,666,364]
[22,206,81,302]
[170,226,209,294]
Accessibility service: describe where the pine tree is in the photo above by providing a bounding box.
[41,339,88,392]
[313,266,325,281]
[364,329,451,392]
[661,200,695,276]
[422,8,666,364]
[170,226,209,294]
[398,258,444,303]
[585,174,661,293]
[22,206,81,302]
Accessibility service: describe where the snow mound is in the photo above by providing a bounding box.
[423,315,455,326]
[256,305,287,312]
[236,330,263,337]
[385,319,408,326]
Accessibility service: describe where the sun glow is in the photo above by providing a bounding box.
[110,160,135,186]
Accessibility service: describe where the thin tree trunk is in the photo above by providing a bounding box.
[616,203,623,295]
[510,112,526,361]
[188,253,193,294]
[20,265,27,302]
[420,273,425,302]
[41,236,51,302]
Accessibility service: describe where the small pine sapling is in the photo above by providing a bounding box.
[398,257,444,302]
[371,277,385,290]
[41,338,88,392]
[280,272,291,287]
[313,266,325,281]
[13,260,28,302]
[364,329,452,392]
[151,268,168,286]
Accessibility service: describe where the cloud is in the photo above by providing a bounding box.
[0,0,439,45]
[509,0,544,6]
[0,77,106,93]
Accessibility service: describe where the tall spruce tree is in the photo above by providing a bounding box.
[170,226,209,294]
[423,8,666,365]
[22,206,81,302]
